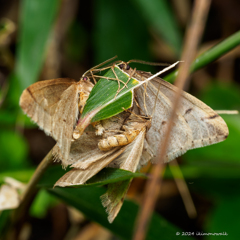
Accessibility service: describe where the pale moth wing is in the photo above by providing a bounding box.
[54,112,130,186]
[20,78,77,136]
[54,112,148,223]
[120,67,229,163]
[102,128,146,223]
[20,78,94,167]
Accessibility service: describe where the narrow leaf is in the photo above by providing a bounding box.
[164,30,240,82]
[48,186,192,240]
[77,62,180,135]
[132,0,182,56]
[39,166,145,188]
[16,0,60,91]
[81,66,139,122]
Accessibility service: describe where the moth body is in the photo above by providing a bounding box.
[77,78,94,113]
[20,59,229,224]
[98,115,150,151]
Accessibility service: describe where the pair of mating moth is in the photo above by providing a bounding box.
[20,59,229,222]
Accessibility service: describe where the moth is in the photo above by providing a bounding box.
[20,77,94,167]
[119,62,229,163]
[54,110,150,223]
[53,61,229,222]
[19,57,118,167]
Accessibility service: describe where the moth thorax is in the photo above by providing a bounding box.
[77,79,94,92]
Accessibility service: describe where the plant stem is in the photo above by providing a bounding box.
[165,30,240,83]
[133,0,211,239]
[10,148,54,239]
[20,149,53,204]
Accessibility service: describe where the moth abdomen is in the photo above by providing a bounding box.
[98,129,140,151]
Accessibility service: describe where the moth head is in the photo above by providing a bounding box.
[81,76,91,82]
[78,76,94,92]
[118,62,130,71]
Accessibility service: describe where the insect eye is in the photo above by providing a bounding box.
[119,64,124,69]
[82,76,88,81]
[119,63,130,70]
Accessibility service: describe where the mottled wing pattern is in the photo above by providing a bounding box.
[54,147,125,187]
[51,83,80,166]
[102,129,146,223]
[20,78,77,136]
[134,71,229,163]
[20,78,80,167]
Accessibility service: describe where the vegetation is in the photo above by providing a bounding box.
[0,0,240,239]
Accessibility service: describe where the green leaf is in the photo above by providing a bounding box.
[39,165,145,188]
[0,169,34,184]
[48,186,192,240]
[86,168,145,187]
[79,61,179,133]
[81,66,139,122]
[132,0,182,56]
[7,0,60,107]
[0,130,29,170]
[164,30,240,82]
[205,196,240,239]
[74,66,141,134]
[93,0,153,66]
[0,210,11,239]
[16,0,60,91]
[30,189,58,218]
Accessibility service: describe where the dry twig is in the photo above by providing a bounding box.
[133,1,212,239]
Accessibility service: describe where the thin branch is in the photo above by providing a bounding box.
[169,160,197,219]
[133,1,212,239]
[10,148,54,239]
[215,110,239,114]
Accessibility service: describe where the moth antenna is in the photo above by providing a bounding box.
[90,70,97,84]
[127,59,170,67]
[87,60,123,75]
[82,55,118,77]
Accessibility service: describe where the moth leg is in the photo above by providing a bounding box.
[89,70,97,84]
[111,65,130,98]
[92,121,105,136]
[114,67,136,99]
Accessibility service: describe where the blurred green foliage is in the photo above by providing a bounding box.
[0,0,240,239]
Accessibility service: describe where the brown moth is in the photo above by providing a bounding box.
[20,77,94,167]
[19,56,119,167]
[119,62,229,163]
[20,58,229,223]
[54,61,229,222]
[54,110,149,223]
